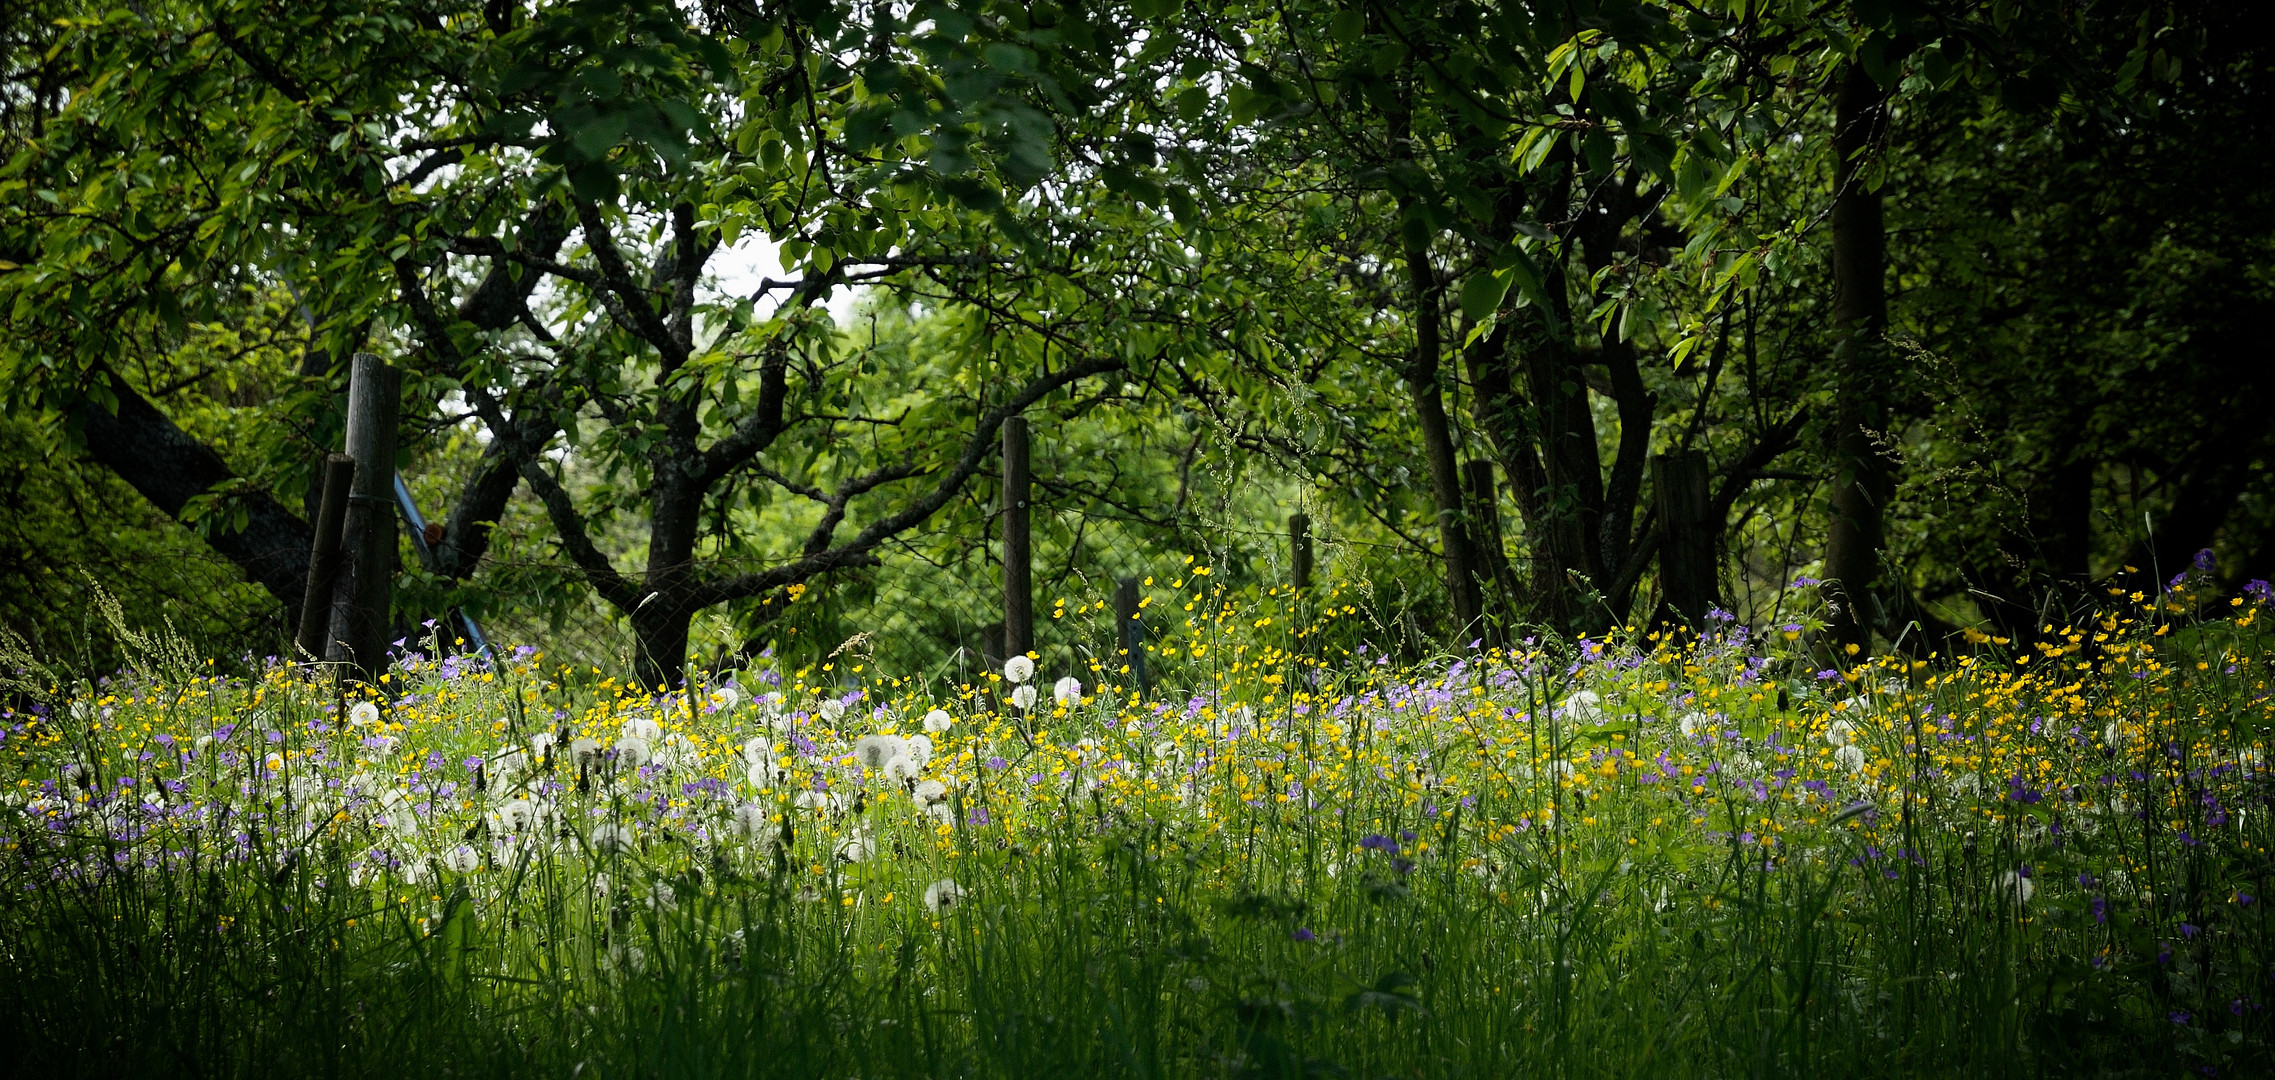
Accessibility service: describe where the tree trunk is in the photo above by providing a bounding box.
[1002,416,1033,658]
[1519,283,1607,632]
[632,600,695,694]
[1822,61,1893,650]
[1653,450,1718,628]
[1399,213,1485,639]
[1463,457,1523,634]
[1576,185,1657,610]
[634,468,706,690]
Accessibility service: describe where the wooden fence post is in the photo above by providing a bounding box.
[1002,416,1032,660]
[295,453,355,665]
[1114,576,1151,695]
[1289,513,1312,591]
[326,354,401,679]
[1653,450,1717,628]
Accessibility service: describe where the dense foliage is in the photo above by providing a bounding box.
[3,0,2268,674]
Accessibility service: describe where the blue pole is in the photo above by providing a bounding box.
[393,473,495,664]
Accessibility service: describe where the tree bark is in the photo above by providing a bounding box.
[1002,416,1034,658]
[1653,450,1718,628]
[74,371,312,609]
[1464,458,1521,633]
[1399,213,1485,638]
[1822,60,1894,649]
[632,471,705,691]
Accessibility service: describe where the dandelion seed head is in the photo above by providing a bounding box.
[924,878,964,912]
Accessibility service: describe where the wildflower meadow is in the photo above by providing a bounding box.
[4,571,2270,1079]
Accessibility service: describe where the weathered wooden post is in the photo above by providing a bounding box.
[1002,416,1032,660]
[1653,449,1717,628]
[1113,575,1150,695]
[1289,512,1312,591]
[327,354,401,678]
[295,453,356,664]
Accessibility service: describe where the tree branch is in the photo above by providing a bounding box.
[683,353,1125,608]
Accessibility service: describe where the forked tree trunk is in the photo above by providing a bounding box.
[1822,61,1893,650]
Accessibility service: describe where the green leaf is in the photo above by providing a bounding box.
[1460,269,1512,323]
[569,108,632,159]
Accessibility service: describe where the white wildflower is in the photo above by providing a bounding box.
[923,709,954,733]
[649,882,678,911]
[713,685,742,711]
[1835,744,1868,773]
[569,737,601,767]
[1003,655,1036,684]
[1009,685,1038,711]
[923,878,965,912]
[493,799,539,834]
[615,736,652,770]
[529,731,556,760]
[904,734,934,767]
[621,716,663,743]
[742,736,776,767]
[855,734,908,771]
[913,779,948,804]
[655,733,694,770]
[590,822,636,855]
[884,756,921,784]
[490,748,529,783]
[730,802,775,841]
[816,698,848,722]
[1054,676,1082,706]
[443,845,480,874]
[1825,719,1857,747]
[835,830,875,863]
[348,701,381,727]
[1561,690,1602,723]
[2103,721,2128,748]
[745,762,777,791]
[793,790,829,812]
[607,942,646,975]
[1998,869,2035,904]
[1678,712,1708,738]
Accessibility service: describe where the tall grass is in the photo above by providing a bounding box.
[2,574,2269,1078]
